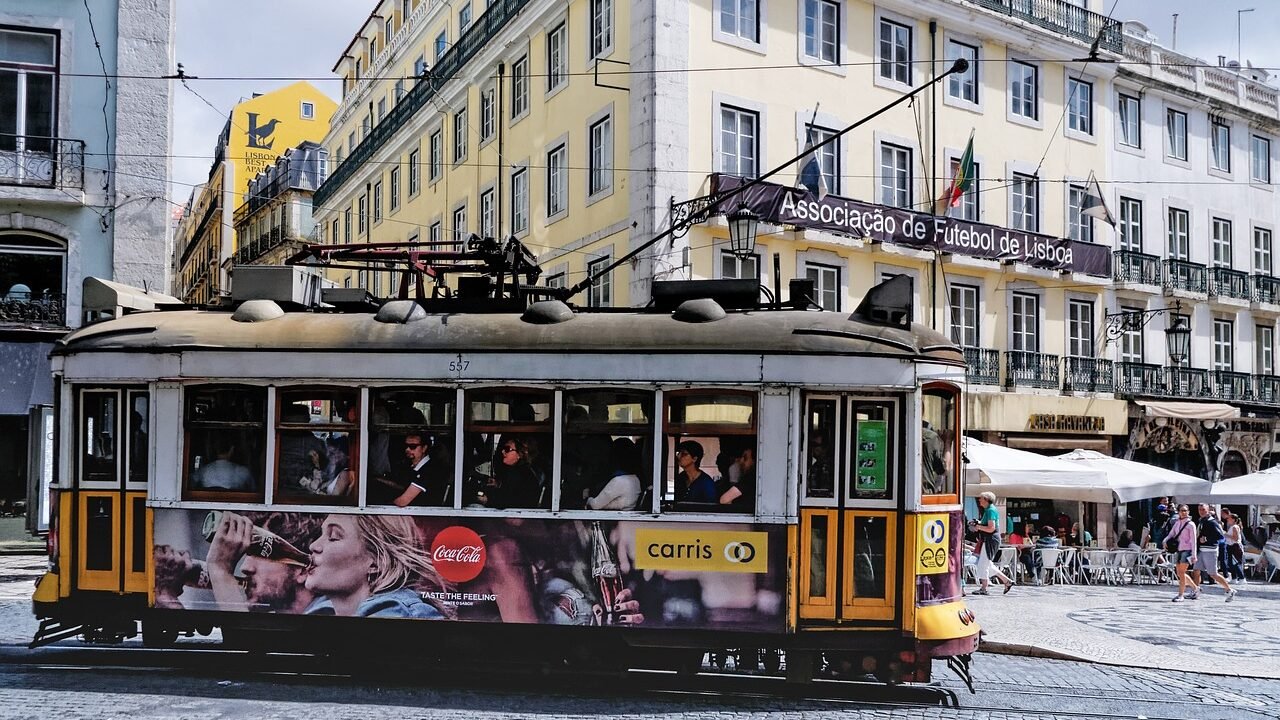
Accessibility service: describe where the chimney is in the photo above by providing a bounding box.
[1218,55,1226,66]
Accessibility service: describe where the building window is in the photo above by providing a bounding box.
[357,194,368,234]
[0,27,58,173]
[1010,173,1038,232]
[1213,319,1234,371]
[429,129,443,181]
[545,272,565,289]
[805,262,840,311]
[453,108,467,163]
[1068,184,1093,243]
[1009,61,1038,120]
[806,124,840,196]
[1167,207,1190,259]
[949,283,979,347]
[377,97,387,123]
[452,204,467,249]
[479,188,495,239]
[878,19,911,85]
[1118,197,1142,252]
[589,115,613,196]
[511,167,529,234]
[1118,93,1140,147]
[373,180,383,224]
[1252,135,1271,183]
[590,0,612,58]
[1257,325,1274,375]
[879,142,911,209]
[803,0,839,64]
[429,221,442,249]
[479,88,495,141]
[547,143,567,216]
[946,156,979,221]
[547,22,567,93]
[1011,292,1039,352]
[587,256,612,307]
[0,234,66,324]
[413,54,427,82]
[1067,299,1094,357]
[408,148,420,195]
[389,166,401,212]
[331,219,340,245]
[435,31,448,62]
[300,101,315,119]
[459,1,472,30]
[511,55,529,117]
[344,208,352,242]
[1067,77,1092,135]
[1120,306,1143,363]
[946,40,978,103]
[719,0,759,43]
[1255,227,1273,274]
[1166,108,1188,161]
[348,131,357,155]
[718,105,758,178]
[1211,118,1231,172]
[394,79,405,103]
[721,250,759,280]
[1212,217,1232,268]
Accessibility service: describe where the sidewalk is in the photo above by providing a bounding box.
[970,576,1280,678]
[0,517,43,555]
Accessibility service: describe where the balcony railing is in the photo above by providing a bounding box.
[1209,267,1250,300]
[1256,375,1280,404]
[1004,350,1060,390]
[0,134,85,190]
[1164,366,1210,398]
[1254,274,1280,304]
[1164,259,1207,294]
[968,0,1123,52]
[1210,370,1252,401]
[1113,250,1161,285]
[1062,357,1113,393]
[963,347,1000,386]
[0,292,66,328]
[1115,361,1164,396]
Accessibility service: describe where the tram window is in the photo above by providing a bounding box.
[921,385,959,501]
[276,388,359,505]
[367,388,456,507]
[80,391,117,484]
[463,389,553,510]
[663,391,756,513]
[852,516,888,599]
[562,389,654,511]
[127,391,149,485]
[802,399,838,500]
[183,385,266,499]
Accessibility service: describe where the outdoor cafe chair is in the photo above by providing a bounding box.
[1081,549,1112,584]
[995,546,1020,584]
[1034,548,1070,585]
[1111,550,1140,584]
[1058,547,1080,584]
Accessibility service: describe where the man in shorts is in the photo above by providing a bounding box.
[1189,504,1236,602]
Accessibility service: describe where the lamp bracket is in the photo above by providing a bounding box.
[1103,302,1183,342]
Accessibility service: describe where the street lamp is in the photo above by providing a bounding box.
[1165,313,1191,366]
[1104,302,1191,365]
[727,204,759,258]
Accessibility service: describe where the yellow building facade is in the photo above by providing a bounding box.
[173,81,336,304]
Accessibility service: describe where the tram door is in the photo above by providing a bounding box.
[75,388,150,594]
[797,395,897,622]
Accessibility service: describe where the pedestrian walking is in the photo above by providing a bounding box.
[969,491,1013,595]
[1189,504,1236,602]
[1223,513,1247,583]
[1167,505,1199,602]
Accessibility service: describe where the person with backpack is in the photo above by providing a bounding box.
[1189,503,1236,602]
[1166,505,1200,602]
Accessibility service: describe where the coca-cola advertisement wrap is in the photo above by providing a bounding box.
[709,174,1111,277]
[153,509,785,631]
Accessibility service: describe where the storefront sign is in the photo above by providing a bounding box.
[916,514,950,575]
[1027,414,1106,433]
[710,175,1110,276]
[855,420,888,493]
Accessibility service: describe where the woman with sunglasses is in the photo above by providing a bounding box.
[1168,505,1200,602]
[478,437,543,509]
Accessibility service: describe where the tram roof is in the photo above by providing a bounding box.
[53,306,963,364]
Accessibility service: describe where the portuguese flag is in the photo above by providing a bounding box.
[946,131,976,209]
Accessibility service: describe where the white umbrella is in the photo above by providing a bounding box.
[963,438,1113,503]
[1183,465,1280,505]
[1053,449,1213,504]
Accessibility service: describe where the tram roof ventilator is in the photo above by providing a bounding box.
[231,265,339,312]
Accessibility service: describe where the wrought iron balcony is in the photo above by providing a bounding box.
[1209,267,1250,300]
[1004,350,1060,390]
[0,292,66,328]
[968,0,1123,52]
[1210,370,1252,401]
[1115,361,1164,397]
[0,134,85,190]
[1163,259,1207,294]
[1164,366,1210,398]
[963,347,1000,386]
[1256,375,1280,404]
[1254,274,1280,304]
[1113,250,1161,285]
[1062,357,1113,393]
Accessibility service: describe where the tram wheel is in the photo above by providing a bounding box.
[141,622,177,649]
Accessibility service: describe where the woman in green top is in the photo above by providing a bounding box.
[970,491,1013,595]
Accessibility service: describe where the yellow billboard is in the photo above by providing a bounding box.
[633,528,769,573]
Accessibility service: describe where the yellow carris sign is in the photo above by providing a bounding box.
[916,514,950,575]
[634,529,769,573]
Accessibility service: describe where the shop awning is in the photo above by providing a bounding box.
[963,438,1113,503]
[1054,449,1213,504]
[1183,465,1280,505]
[1135,400,1240,420]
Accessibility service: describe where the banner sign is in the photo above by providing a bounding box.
[154,509,785,631]
[710,174,1110,277]
[855,420,888,494]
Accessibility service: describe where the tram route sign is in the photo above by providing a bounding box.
[854,420,887,493]
[916,514,950,575]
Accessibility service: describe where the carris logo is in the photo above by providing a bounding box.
[723,541,756,564]
[430,526,487,583]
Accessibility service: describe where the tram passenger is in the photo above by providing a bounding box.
[586,437,642,510]
[199,511,323,613]
[305,514,453,618]
[674,440,717,504]
[278,405,325,495]
[191,439,255,491]
[921,420,947,495]
[474,437,542,509]
[386,431,452,507]
[806,433,834,498]
[300,435,354,497]
[718,445,756,512]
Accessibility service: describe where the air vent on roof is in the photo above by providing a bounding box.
[853,274,912,329]
[232,265,335,307]
[375,300,427,324]
[672,298,726,323]
[522,300,574,324]
[232,299,284,323]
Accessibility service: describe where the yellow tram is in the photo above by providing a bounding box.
[32,261,979,687]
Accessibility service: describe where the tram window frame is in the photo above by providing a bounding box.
[366,387,458,508]
[561,388,655,512]
[462,387,555,511]
[76,387,152,491]
[921,382,961,505]
[181,384,268,503]
[274,387,360,506]
[78,389,120,488]
[661,389,757,514]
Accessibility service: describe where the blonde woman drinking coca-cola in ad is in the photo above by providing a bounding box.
[303,514,454,619]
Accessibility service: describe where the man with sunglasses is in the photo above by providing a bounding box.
[390,431,451,507]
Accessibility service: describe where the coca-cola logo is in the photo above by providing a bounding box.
[430,525,487,583]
